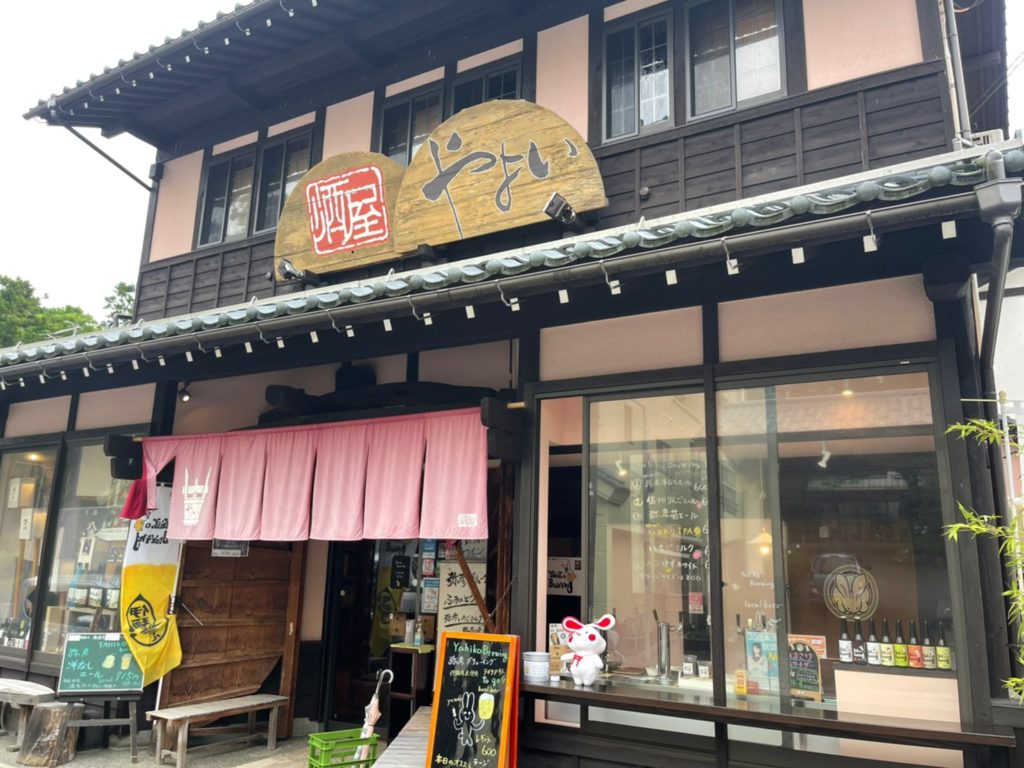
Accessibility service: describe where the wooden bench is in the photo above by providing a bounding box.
[146,694,287,768]
[0,680,55,752]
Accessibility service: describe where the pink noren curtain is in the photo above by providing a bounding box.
[142,407,487,542]
[310,423,368,540]
[215,433,268,540]
[362,417,426,539]
[261,429,317,540]
[421,409,488,539]
[165,436,222,540]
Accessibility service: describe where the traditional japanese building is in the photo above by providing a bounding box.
[2,1,1022,766]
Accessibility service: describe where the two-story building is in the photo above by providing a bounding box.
[3,0,1022,765]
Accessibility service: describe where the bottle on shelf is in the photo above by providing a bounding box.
[413,619,424,647]
[838,618,853,663]
[922,620,937,670]
[866,619,881,666]
[936,621,953,671]
[852,619,867,665]
[907,620,924,668]
[879,618,895,666]
[893,619,909,668]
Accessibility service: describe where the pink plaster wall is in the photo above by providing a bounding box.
[4,396,71,438]
[536,16,590,139]
[540,306,702,381]
[76,384,155,430]
[803,0,923,90]
[718,276,935,362]
[148,150,204,263]
[457,41,523,74]
[322,92,374,158]
[268,112,315,138]
[212,132,258,156]
[419,341,514,391]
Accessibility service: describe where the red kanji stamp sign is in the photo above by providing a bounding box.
[305,164,390,256]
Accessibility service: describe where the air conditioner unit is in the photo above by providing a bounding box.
[972,129,1005,146]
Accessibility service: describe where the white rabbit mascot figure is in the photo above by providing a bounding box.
[561,614,615,687]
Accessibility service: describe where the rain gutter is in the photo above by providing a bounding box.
[0,190,982,384]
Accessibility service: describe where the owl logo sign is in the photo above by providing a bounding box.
[823,564,879,619]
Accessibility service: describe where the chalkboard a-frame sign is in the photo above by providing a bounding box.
[57,633,144,696]
[426,632,520,768]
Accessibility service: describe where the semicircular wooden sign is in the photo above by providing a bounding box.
[393,100,607,253]
[274,151,405,276]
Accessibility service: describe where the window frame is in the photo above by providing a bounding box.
[448,57,523,118]
[601,6,677,144]
[378,83,445,167]
[683,0,788,123]
[0,424,148,677]
[252,127,315,235]
[520,351,975,746]
[194,124,315,249]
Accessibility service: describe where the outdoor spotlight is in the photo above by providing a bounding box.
[544,192,578,228]
[178,383,192,403]
[277,258,323,286]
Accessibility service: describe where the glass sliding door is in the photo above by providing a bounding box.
[587,391,711,695]
[716,372,953,716]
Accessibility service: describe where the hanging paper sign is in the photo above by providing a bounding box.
[438,561,487,634]
[546,558,581,596]
[274,151,405,276]
[422,577,440,613]
[394,100,606,253]
[390,555,411,589]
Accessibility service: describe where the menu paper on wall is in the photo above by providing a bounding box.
[426,632,519,768]
[438,561,487,634]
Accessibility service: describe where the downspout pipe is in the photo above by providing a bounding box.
[976,149,1021,522]
[942,0,974,144]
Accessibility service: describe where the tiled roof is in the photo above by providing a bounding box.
[1,142,1021,385]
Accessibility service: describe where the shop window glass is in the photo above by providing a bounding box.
[605,16,671,140]
[36,442,132,658]
[0,448,57,652]
[717,372,952,720]
[589,392,711,695]
[689,0,782,117]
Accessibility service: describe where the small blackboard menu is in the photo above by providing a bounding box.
[58,633,144,696]
[426,632,520,768]
[788,641,823,702]
[391,555,411,589]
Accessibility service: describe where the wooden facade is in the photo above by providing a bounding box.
[7,1,1022,766]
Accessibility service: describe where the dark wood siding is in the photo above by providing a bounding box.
[135,63,952,320]
[594,63,951,224]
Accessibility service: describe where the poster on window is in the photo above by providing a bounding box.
[438,561,487,634]
[422,577,439,614]
[744,629,779,694]
[546,558,582,596]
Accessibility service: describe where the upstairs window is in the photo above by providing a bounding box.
[605,13,673,140]
[688,0,783,117]
[381,90,443,166]
[197,130,312,247]
[452,65,520,115]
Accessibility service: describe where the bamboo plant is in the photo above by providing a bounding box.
[944,418,1024,698]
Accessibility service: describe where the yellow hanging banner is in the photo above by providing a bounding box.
[120,487,182,686]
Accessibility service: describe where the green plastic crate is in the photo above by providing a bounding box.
[308,728,379,768]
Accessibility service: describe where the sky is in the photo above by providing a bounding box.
[0,1,1021,324]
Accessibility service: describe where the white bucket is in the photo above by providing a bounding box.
[522,651,550,681]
